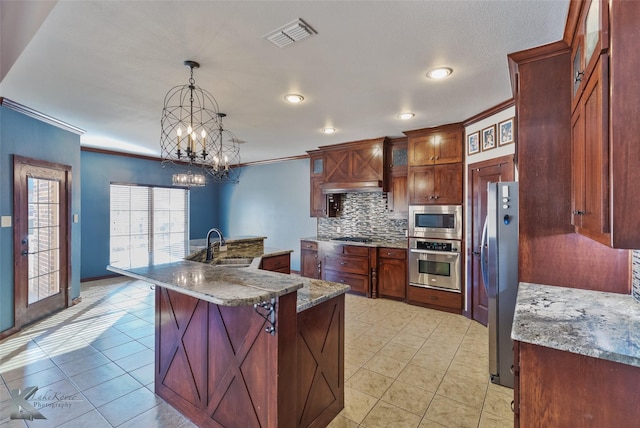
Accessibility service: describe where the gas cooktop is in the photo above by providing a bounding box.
[331,236,373,243]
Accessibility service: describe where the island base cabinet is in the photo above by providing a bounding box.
[516,342,640,427]
[155,287,344,428]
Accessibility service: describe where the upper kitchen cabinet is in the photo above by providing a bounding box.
[307,138,387,218]
[568,0,640,248]
[308,150,341,218]
[385,137,409,218]
[404,123,464,205]
[321,137,387,185]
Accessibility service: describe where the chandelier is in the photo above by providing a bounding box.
[160,60,241,185]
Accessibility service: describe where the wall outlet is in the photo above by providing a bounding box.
[337,227,341,233]
[219,245,228,252]
[1,216,11,228]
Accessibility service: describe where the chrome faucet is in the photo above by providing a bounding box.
[206,228,225,261]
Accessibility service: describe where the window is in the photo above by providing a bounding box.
[110,184,189,268]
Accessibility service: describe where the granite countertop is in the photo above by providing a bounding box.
[302,236,408,250]
[108,256,349,313]
[107,260,304,306]
[512,282,640,368]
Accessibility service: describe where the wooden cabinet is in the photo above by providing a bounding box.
[568,0,640,248]
[322,137,386,184]
[300,240,320,279]
[406,285,462,313]
[385,137,409,218]
[308,151,341,218]
[404,124,464,205]
[320,243,372,297]
[408,163,462,205]
[377,247,407,299]
[259,253,291,274]
[515,341,640,427]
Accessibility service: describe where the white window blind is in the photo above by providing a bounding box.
[110,184,189,268]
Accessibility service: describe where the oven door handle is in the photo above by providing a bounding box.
[480,216,489,293]
[409,248,460,256]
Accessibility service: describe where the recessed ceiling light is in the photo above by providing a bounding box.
[397,112,415,120]
[321,127,336,134]
[426,67,453,79]
[284,94,304,103]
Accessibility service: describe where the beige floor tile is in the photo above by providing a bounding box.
[482,385,514,421]
[344,362,359,381]
[351,334,390,354]
[410,349,454,374]
[365,324,398,341]
[397,364,444,393]
[419,418,448,428]
[345,368,395,398]
[363,352,408,379]
[390,332,427,350]
[327,414,359,428]
[381,380,434,416]
[478,411,513,428]
[345,346,375,367]
[447,359,489,384]
[341,386,379,424]
[436,372,488,409]
[378,342,418,363]
[424,394,482,428]
[361,400,422,428]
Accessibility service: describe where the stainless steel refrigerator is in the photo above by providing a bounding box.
[481,181,519,388]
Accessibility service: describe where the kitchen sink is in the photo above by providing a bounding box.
[214,257,254,268]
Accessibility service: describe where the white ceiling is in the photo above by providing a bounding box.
[0,0,569,164]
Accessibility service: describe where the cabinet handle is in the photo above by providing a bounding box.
[575,70,584,84]
[573,210,585,215]
[387,252,393,256]
[433,195,439,200]
[435,156,439,160]
[511,400,515,413]
[429,196,434,200]
[429,156,435,161]
[340,262,346,265]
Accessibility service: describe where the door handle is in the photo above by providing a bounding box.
[21,250,36,256]
[472,251,480,256]
[480,216,489,294]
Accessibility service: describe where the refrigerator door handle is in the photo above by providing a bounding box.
[480,216,489,294]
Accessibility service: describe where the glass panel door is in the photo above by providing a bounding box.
[27,177,61,304]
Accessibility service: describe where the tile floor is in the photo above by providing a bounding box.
[0,277,513,427]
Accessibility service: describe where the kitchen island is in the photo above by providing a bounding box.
[511,282,640,426]
[107,259,349,428]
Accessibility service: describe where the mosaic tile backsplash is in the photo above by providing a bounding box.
[317,192,408,241]
[633,250,640,303]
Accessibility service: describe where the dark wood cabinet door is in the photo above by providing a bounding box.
[350,143,384,181]
[260,253,290,274]
[388,172,408,218]
[434,130,463,164]
[300,241,320,279]
[310,176,325,217]
[434,164,463,204]
[378,249,407,299]
[571,57,609,245]
[408,135,435,166]
[408,165,436,204]
[581,58,609,238]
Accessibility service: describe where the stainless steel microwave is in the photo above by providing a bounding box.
[408,205,463,240]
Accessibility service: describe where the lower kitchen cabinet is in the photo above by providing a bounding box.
[259,253,291,274]
[300,240,320,279]
[377,247,407,299]
[515,341,640,426]
[406,285,462,314]
[320,243,372,297]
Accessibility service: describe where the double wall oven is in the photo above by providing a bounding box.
[408,205,462,293]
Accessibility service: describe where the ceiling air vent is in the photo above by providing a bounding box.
[263,18,317,48]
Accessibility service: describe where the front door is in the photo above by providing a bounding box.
[13,155,71,327]
[468,155,514,326]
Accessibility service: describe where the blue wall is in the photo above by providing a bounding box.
[0,106,82,332]
[220,159,317,271]
[80,150,219,279]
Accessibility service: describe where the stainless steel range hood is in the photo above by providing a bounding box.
[320,181,383,193]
